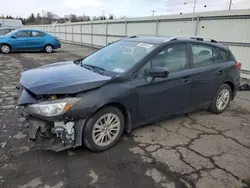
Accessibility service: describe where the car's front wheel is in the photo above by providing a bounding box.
[1,44,11,54]
[209,84,232,113]
[44,45,53,53]
[83,106,124,152]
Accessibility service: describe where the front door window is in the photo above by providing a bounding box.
[16,31,31,38]
[136,44,188,78]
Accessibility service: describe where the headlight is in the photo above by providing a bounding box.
[26,98,80,117]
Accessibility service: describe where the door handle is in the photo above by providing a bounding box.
[182,77,192,83]
[217,70,223,75]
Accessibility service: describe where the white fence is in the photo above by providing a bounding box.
[29,9,250,78]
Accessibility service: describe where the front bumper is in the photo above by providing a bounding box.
[53,42,61,49]
[17,85,86,151]
[19,111,86,152]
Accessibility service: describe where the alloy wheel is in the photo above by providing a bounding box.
[216,89,230,111]
[1,45,10,54]
[92,113,121,147]
[45,45,53,53]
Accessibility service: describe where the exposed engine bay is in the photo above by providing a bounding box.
[26,118,78,152]
[18,85,86,152]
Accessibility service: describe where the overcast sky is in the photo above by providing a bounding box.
[0,0,249,18]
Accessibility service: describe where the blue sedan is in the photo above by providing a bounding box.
[0,29,61,54]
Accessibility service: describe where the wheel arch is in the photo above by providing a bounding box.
[224,80,235,98]
[0,43,12,50]
[44,43,54,49]
[93,102,133,134]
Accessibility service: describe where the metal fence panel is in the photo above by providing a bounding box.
[81,24,91,34]
[93,24,106,35]
[127,22,156,35]
[82,34,91,44]
[229,46,250,71]
[107,36,123,43]
[198,19,250,43]
[24,9,250,78]
[158,21,195,36]
[93,35,106,47]
[73,25,81,33]
[107,23,126,36]
[66,33,73,41]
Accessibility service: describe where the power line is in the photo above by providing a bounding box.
[164,2,229,8]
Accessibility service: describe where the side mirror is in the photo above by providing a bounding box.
[12,35,17,38]
[148,67,169,78]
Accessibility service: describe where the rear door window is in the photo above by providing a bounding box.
[32,31,45,37]
[191,44,221,68]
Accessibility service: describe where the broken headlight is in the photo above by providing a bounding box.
[26,98,81,117]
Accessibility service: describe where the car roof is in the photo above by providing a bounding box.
[124,36,172,44]
[124,35,227,49]
[15,28,45,32]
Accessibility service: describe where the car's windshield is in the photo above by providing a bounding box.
[81,40,158,74]
[0,30,7,35]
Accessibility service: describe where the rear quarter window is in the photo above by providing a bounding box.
[218,48,228,60]
[32,31,46,37]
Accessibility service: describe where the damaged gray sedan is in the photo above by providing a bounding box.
[17,36,241,152]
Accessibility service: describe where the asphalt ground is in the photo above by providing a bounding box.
[0,43,250,188]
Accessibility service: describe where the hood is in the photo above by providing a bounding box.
[0,36,8,40]
[20,61,111,95]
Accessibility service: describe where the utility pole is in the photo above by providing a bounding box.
[151,10,156,16]
[41,10,44,25]
[102,10,105,19]
[2,14,4,27]
[192,0,197,14]
[229,0,233,10]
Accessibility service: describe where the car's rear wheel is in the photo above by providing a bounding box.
[209,84,232,113]
[83,106,124,152]
[1,44,11,54]
[44,45,53,53]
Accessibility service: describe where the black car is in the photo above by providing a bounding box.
[17,36,241,152]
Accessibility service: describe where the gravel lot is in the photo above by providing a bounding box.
[0,43,250,188]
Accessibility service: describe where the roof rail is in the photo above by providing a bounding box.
[127,35,137,38]
[170,36,218,43]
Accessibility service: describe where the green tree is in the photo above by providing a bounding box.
[36,13,41,19]
[27,13,35,24]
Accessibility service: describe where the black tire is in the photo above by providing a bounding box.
[0,44,11,54]
[83,106,124,152]
[44,44,53,53]
[209,84,232,114]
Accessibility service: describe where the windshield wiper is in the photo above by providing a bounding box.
[81,64,105,75]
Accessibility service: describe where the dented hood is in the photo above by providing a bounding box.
[20,61,111,95]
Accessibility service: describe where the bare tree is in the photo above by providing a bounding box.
[69,14,77,22]
[109,14,114,19]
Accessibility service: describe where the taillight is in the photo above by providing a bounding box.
[235,61,241,70]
